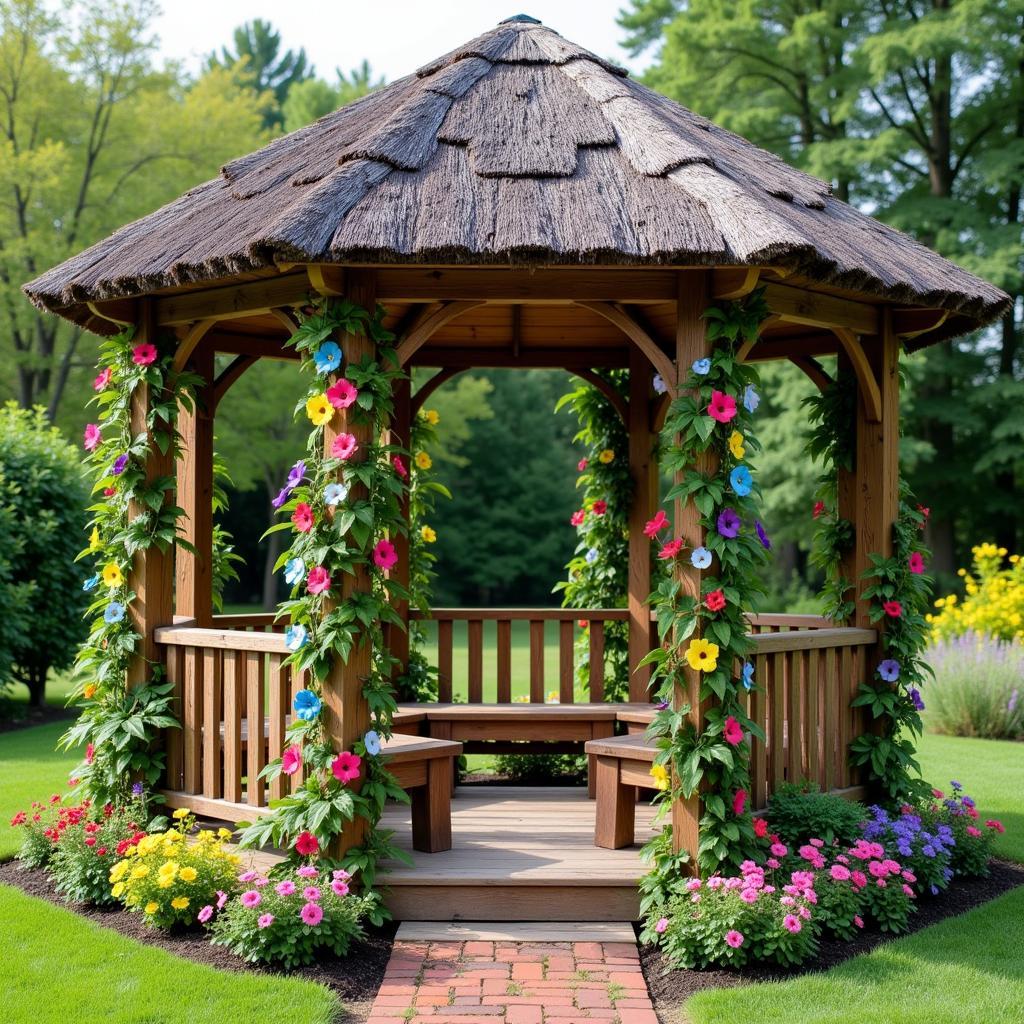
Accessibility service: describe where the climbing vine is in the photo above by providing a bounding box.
[642,290,772,879]
[237,298,409,898]
[555,372,632,701]
[63,327,200,807]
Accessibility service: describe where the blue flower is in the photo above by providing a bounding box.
[83,574,100,591]
[285,624,309,653]
[585,547,599,564]
[314,341,343,375]
[324,482,348,506]
[691,546,712,570]
[755,520,772,551]
[729,464,752,497]
[284,558,305,586]
[909,687,925,711]
[743,384,760,413]
[741,662,755,690]
[104,601,125,624]
[293,687,321,720]
[364,730,382,756]
[652,373,668,395]
[877,659,900,682]
[692,358,712,376]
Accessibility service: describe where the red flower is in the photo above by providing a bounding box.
[882,600,903,618]
[986,819,1005,834]
[131,342,157,366]
[705,589,726,612]
[96,847,107,856]
[723,715,743,746]
[85,743,95,765]
[658,538,684,560]
[331,750,362,785]
[732,789,747,816]
[577,458,588,472]
[10,812,26,826]
[753,817,768,839]
[570,509,585,527]
[644,510,669,538]
[84,836,96,847]
[295,831,320,856]
[392,455,408,479]
[812,501,826,518]
[917,504,930,524]
[291,503,315,532]
[908,552,925,574]
[707,391,737,423]
[591,500,607,516]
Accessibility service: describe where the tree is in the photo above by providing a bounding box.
[0,0,268,426]
[208,18,313,128]
[282,60,384,131]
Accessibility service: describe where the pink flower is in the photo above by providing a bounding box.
[753,818,768,839]
[725,930,744,948]
[291,503,315,532]
[239,870,258,883]
[592,500,608,516]
[258,913,275,929]
[685,878,702,892]
[708,391,737,423]
[883,600,903,618]
[132,342,157,366]
[570,509,585,527]
[83,423,101,451]
[869,860,886,878]
[577,458,588,472]
[770,842,787,857]
[85,743,95,765]
[197,905,213,923]
[782,914,801,934]
[851,871,867,889]
[216,890,228,910]
[332,869,351,882]
[326,378,358,409]
[766,857,781,869]
[93,367,112,391]
[296,865,319,878]
[739,888,758,904]
[780,895,795,906]
[655,917,669,934]
[830,864,851,882]
[658,538,684,560]
[306,565,331,595]
[723,716,744,747]
[908,552,925,574]
[986,819,1005,833]
[706,877,724,890]
[690,893,701,903]
[295,831,319,856]
[241,890,262,908]
[282,745,302,776]
[303,886,322,901]
[331,879,349,897]
[373,539,398,570]
[276,880,297,896]
[328,434,357,461]
[853,915,864,929]
[732,789,747,817]
[331,750,362,784]
[300,902,323,926]
[966,826,981,837]
[644,510,669,538]
[84,836,96,847]
[391,455,407,479]
[809,838,824,848]
[798,906,811,920]
[902,884,914,896]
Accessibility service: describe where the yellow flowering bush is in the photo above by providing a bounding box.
[109,810,239,928]
[928,543,1024,642]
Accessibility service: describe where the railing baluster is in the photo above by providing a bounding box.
[787,651,802,782]
[771,651,786,786]
[245,651,265,809]
[752,652,768,809]
[496,619,512,702]
[838,645,852,788]
[559,620,574,704]
[268,653,288,802]
[468,619,483,703]
[202,647,222,799]
[222,651,243,803]
[437,619,453,702]
[529,620,545,703]
[806,648,820,787]
[183,646,202,794]
[165,645,184,792]
[588,620,605,702]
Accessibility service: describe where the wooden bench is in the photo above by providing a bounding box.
[614,707,656,735]
[584,733,659,849]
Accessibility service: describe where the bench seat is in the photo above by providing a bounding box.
[584,733,659,849]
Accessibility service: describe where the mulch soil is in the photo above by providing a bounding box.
[637,859,1024,1022]
[0,860,395,1023]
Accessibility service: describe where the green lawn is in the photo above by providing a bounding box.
[0,884,339,1024]
[686,885,1024,1024]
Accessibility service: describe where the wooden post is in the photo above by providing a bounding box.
[127,299,175,688]
[835,350,858,619]
[175,345,215,626]
[322,270,377,857]
[389,377,412,676]
[671,270,713,863]
[627,345,657,700]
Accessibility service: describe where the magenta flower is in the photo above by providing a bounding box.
[300,902,324,926]
[240,890,261,908]
[326,378,358,409]
[296,865,319,878]
[655,917,669,934]
[782,914,801,934]
[707,391,737,423]
[725,930,744,948]
[282,745,302,776]
[303,886,322,901]
[908,552,925,574]
[332,750,362,785]
[132,342,157,366]
[306,566,331,595]
[331,879,349,897]
[83,423,102,451]
[258,913,275,929]
[93,367,112,391]
[330,433,358,460]
[197,905,213,923]
[373,539,398,570]
[717,508,741,539]
[216,890,228,910]
[275,880,297,896]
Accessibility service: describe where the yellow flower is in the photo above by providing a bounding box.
[217,828,233,840]
[171,896,189,910]
[424,409,440,426]
[684,637,720,673]
[158,877,173,889]
[137,835,158,855]
[83,683,97,699]
[109,861,129,882]
[649,764,669,791]
[305,393,333,427]
[158,860,178,879]
[172,808,189,820]
[728,431,745,459]
[130,864,150,879]
[598,448,615,464]
[102,562,123,588]
[111,882,125,898]
[420,525,436,543]
[179,867,197,883]
[89,527,102,552]
[415,450,433,470]
[144,902,159,915]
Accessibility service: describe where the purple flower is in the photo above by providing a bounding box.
[271,486,292,509]
[909,687,925,711]
[950,780,963,792]
[878,659,901,682]
[131,782,144,797]
[717,508,741,539]
[111,454,129,476]
[286,460,306,489]
[755,520,772,550]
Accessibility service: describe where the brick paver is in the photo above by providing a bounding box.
[366,939,657,1024]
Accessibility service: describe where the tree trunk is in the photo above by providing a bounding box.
[261,519,282,611]
[27,667,47,708]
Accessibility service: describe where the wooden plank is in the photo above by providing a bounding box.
[245,651,265,809]
[559,620,575,704]
[468,619,483,703]
[155,271,310,326]
[752,653,768,809]
[389,378,412,677]
[409,757,454,853]
[822,646,837,793]
[763,282,877,335]
[267,654,288,802]
[446,720,597,743]
[164,645,184,792]
[584,733,657,760]
[594,756,635,849]
[417,607,630,622]
[222,650,243,803]
[496,620,512,702]
[385,885,640,922]
[588,621,605,702]
[414,703,631,720]
[201,647,222,799]
[771,652,786,786]
[182,647,202,793]
[437,619,453,702]
[395,922,638,942]
[750,627,877,653]
[396,301,486,365]
[787,652,802,782]
[156,625,288,652]
[806,649,820,786]
[529,620,545,703]
[576,301,675,386]
[749,613,832,629]
[838,645,852,788]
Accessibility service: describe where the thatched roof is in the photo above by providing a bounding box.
[24,14,1009,338]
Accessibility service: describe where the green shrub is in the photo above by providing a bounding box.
[0,403,89,707]
[493,749,586,783]
[766,782,866,847]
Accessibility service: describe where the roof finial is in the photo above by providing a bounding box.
[500,14,542,25]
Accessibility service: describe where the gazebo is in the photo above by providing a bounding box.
[26,16,1008,921]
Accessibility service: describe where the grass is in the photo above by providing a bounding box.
[0,884,340,1023]
[685,885,1024,1024]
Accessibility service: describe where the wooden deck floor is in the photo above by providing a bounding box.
[249,785,659,921]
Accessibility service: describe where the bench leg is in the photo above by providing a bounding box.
[593,755,634,849]
[410,757,453,853]
[588,720,615,798]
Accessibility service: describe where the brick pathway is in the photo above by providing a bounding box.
[366,938,658,1024]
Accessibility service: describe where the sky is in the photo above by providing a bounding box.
[152,1,652,82]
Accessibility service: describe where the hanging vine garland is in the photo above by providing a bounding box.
[238,298,410,899]
[64,327,201,807]
[641,290,772,893]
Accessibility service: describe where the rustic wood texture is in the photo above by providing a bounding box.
[25,20,1006,347]
[389,377,412,676]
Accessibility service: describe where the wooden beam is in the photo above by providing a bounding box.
[764,282,878,335]
[892,307,949,340]
[789,355,833,393]
[412,346,629,369]
[155,272,311,325]
[307,265,345,296]
[742,333,838,361]
[389,377,412,676]
[172,317,219,372]
[570,369,629,424]
[269,307,301,335]
[833,327,882,423]
[212,354,259,411]
[652,392,671,434]
[86,298,136,327]
[396,300,486,366]
[208,333,300,360]
[712,267,761,300]
[575,301,676,386]
[411,368,464,415]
